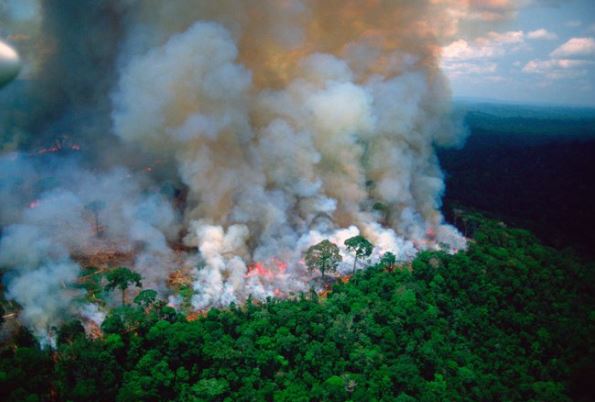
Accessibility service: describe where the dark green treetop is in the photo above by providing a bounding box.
[380,251,397,271]
[134,289,159,309]
[344,235,373,275]
[305,239,342,280]
[105,267,142,305]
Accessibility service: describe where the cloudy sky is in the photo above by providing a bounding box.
[442,0,595,106]
[0,0,593,107]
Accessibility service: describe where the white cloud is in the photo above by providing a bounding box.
[442,31,525,61]
[483,31,525,45]
[442,0,518,22]
[441,30,527,81]
[550,37,595,59]
[442,39,494,60]
[523,36,595,82]
[527,29,557,40]
[523,59,590,72]
[442,61,498,77]
[522,58,593,80]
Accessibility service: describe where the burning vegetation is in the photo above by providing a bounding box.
[3,214,593,401]
[0,0,483,344]
[1,2,594,401]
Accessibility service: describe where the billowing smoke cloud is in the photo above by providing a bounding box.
[0,0,133,160]
[0,155,179,341]
[112,1,468,309]
[0,0,508,340]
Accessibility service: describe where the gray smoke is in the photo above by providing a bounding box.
[111,3,468,309]
[0,155,178,341]
[0,0,508,342]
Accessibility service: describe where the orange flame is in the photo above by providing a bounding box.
[187,309,208,321]
[245,262,274,279]
[245,258,288,280]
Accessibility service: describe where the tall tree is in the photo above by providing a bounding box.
[344,235,373,275]
[105,267,142,305]
[134,289,159,309]
[380,252,397,272]
[305,240,342,281]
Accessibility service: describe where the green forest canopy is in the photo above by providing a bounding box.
[1,213,594,401]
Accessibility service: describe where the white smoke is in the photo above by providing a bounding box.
[0,1,497,339]
[112,11,466,309]
[0,156,179,341]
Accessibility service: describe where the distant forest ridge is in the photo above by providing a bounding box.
[452,100,595,141]
[440,101,595,257]
[454,98,595,118]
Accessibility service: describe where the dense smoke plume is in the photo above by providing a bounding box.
[0,156,179,342]
[0,0,505,342]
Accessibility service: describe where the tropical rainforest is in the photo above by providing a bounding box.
[2,103,595,402]
[1,209,594,402]
[441,101,595,257]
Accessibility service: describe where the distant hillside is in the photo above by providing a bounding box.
[454,100,595,122]
[1,214,593,401]
[441,102,595,256]
[452,101,595,143]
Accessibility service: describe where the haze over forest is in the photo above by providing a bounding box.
[0,1,594,401]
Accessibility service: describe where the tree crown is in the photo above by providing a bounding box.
[305,239,342,274]
[344,235,373,258]
[105,267,142,292]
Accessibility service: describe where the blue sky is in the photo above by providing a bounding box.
[442,0,595,106]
